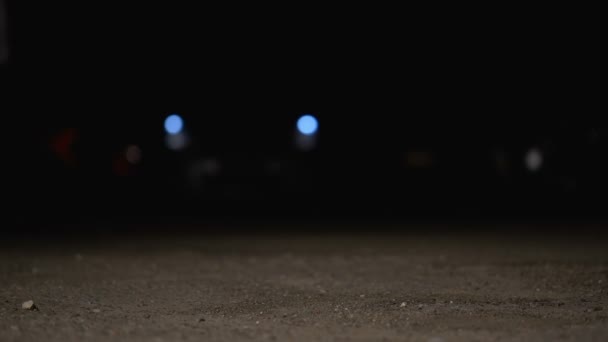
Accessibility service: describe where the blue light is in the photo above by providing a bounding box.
[297,115,319,136]
[164,114,184,135]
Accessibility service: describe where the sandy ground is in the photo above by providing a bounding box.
[1,230,607,341]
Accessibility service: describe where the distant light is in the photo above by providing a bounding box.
[164,114,184,135]
[297,115,319,136]
[295,133,317,151]
[125,145,142,165]
[525,148,543,172]
[165,132,189,151]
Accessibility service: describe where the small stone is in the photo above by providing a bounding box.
[21,300,38,311]
[400,302,407,307]
[599,280,604,284]
[360,294,365,298]
[449,301,454,304]
[92,309,101,313]
[417,304,424,310]
[255,321,260,325]
[144,314,151,319]
[198,317,205,322]
[10,325,19,331]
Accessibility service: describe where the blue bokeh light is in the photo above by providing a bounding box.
[164,114,184,135]
[297,115,319,136]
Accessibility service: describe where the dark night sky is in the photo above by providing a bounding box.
[2,3,605,223]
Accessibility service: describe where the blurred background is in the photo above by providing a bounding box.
[2,1,604,225]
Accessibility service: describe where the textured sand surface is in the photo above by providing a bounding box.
[1,231,607,341]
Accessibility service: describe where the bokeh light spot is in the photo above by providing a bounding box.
[297,115,319,136]
[525,148,543,172]
[164,114,184,135]
[165,132,189,151]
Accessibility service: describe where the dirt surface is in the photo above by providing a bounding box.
[1,230,608,341]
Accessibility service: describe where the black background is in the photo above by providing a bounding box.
[2,2,605,224]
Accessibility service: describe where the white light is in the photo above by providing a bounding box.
[165,132,189,151]
[164,114,184,135]
[525,148,543,172]
[295,133,317,151]
[297,115,319,136]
